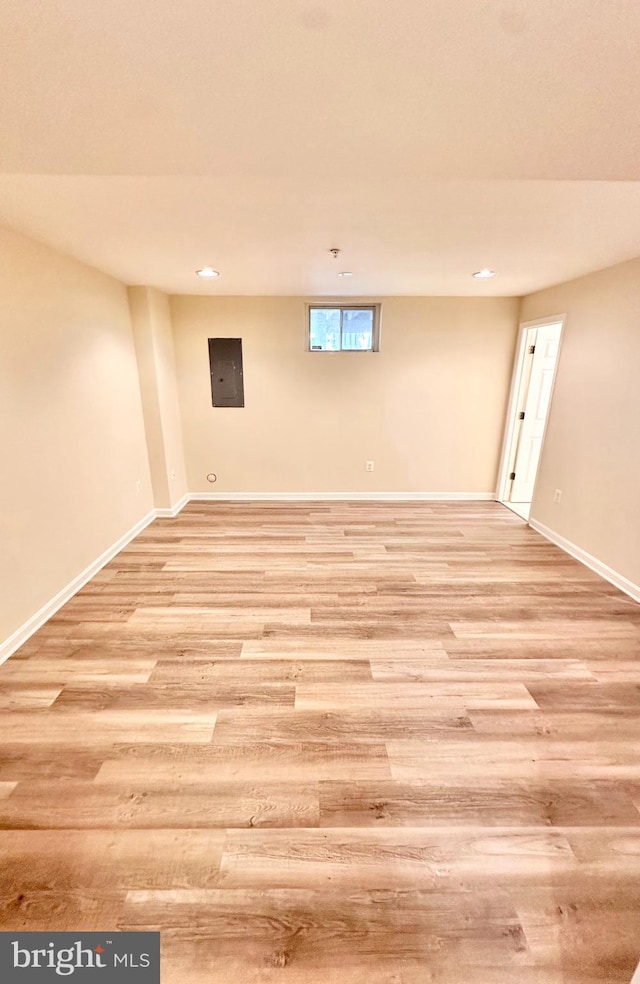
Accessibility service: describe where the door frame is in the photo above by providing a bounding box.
[496,314,566,507]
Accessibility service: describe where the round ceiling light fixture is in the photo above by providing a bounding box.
[472,268,496,279]
[196,267,220,278]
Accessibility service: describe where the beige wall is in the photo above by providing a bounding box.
[170,295,519,493]
[522,257,640,587]
[129,286,188,509]
[5,229,637,650]
[0,224,153,647]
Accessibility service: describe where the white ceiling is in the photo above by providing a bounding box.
[1,0,640,295]
[2,176,640,296]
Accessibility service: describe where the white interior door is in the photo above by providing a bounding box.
[510,323,562,503]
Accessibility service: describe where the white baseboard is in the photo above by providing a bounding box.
[0,509,157,667]
[188,491,496,502]
[529,518,640,604]
[155,493,190,518]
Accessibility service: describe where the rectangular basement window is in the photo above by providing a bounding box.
[308,304,380,352]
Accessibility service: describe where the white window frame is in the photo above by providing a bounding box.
[306,303,381,352]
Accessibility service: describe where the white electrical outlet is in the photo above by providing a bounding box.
[554,489,562,503]
[366,461,375,472]
[135,480,141,494]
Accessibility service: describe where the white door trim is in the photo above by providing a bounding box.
[496,314,566,508]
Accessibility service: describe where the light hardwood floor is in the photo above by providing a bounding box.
[1,501,640,983]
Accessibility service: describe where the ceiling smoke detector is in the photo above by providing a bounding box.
[329,248,341,259]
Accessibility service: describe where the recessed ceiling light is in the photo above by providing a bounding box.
[196,267,219,278]
[472,268,496,279]
[337,271,353,277]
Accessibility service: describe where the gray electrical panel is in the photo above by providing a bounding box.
[208,337,244,407]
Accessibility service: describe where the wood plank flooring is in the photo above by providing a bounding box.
[1,501,640,983]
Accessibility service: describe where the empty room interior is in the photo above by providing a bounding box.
[2,2,640,982]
